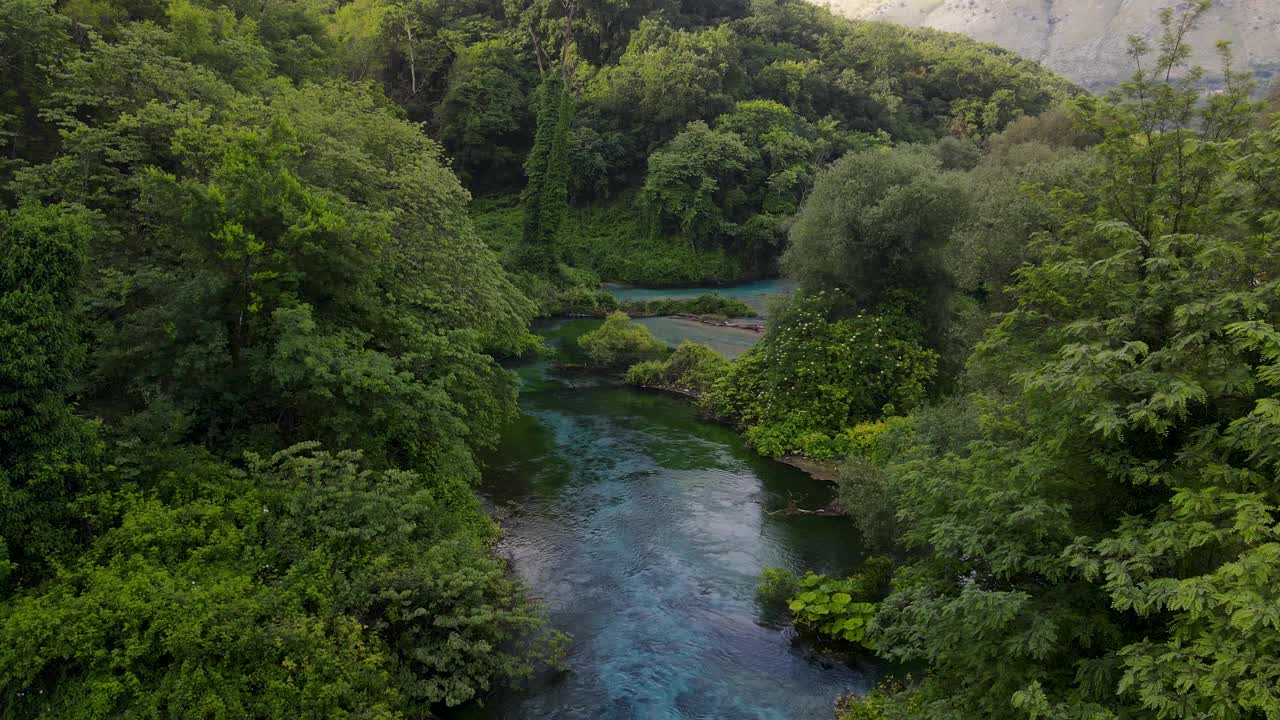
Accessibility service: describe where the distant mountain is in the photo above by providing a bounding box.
[817,0,1279,89]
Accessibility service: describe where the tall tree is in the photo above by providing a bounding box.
[0,0,75,191]
[868,6,1280,718]
[0,204,98,589]
[781,145,970,332]
[519,0,578,275]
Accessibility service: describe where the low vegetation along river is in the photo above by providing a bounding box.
[461,312,874,719]
[614,278,796,359]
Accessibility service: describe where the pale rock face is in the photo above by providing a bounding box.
[818,0,1280,89]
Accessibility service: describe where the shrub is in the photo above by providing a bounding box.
[836,680,926,720]
[706,292,937,459]
[624,359,665,387]
[624,341,731,398]
[558,285,618,315]
[756,567,800,610]
[577,312,668,368]
[621,294,757,318]
[841,416,912,465]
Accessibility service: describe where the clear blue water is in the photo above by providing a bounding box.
[605,278,797,317]
[634,316,762,359]
[457,321,873,719]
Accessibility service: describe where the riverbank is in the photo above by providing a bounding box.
[628,375,847,512]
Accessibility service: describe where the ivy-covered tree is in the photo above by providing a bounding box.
[519,74,575,274]
[0,204,99,589]
[518,2,580,276]
[586,18,741,152]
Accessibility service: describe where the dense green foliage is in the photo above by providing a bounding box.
[699,69,1105,463]
[393,0,1077,284]
[472,195,744,289]
[0,0,558,716]
[10,0,1279,718]
[625,340,731,398]
[754,558,893,647]
[577,311,668,368]
[708,292,938,459]
[0,447,558,717]
[816,6,1280,719]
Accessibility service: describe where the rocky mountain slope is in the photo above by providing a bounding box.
[819,0,1279,89]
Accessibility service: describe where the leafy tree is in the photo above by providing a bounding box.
[587,19,741,151]
[640,121,752,245]
[947,151,1098,311]
[714,100,828,214]
[436,39,534,189]
[869,8,1280,718]
[985,105,1098,163]
[637,99,880,269]
[0,0,75,189]
[0,204,99,589]
[782,145,970,324]
[375,0,506,118]
[571,0,680,65]
[164,0,275,91]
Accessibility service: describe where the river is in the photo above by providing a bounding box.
[605,277,796,317]
[610,278,796,359]
[458,317,874,719]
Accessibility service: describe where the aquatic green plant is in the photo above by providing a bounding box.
[788,572,877,645]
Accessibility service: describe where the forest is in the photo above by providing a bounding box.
[1,0,1278,718]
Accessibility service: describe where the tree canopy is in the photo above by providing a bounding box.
[827,6,1280,718]
[8,0,1275,718]
[0,1,555,716]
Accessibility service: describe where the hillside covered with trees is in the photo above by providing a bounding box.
[2,0,1278,718]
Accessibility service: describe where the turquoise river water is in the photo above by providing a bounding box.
[456,318,873,719]
[607,278,796,358]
